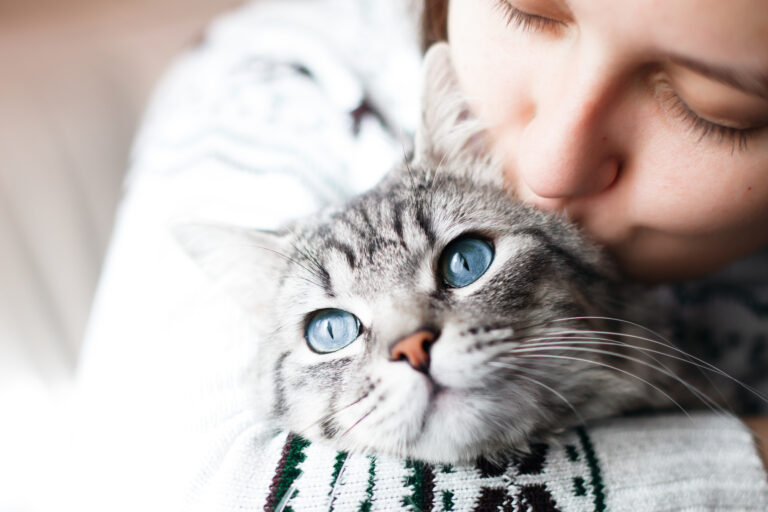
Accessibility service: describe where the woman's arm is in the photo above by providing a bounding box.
[745,416,768,470]
[257,413,768,511]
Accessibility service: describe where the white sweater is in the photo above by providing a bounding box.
[64,1,768,510]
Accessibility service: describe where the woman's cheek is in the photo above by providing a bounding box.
[646,141,763,233]
[448,1,536,136]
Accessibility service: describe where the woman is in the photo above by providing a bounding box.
[426,0,768,282]
[425,0,768,461]
[71,0,767,509]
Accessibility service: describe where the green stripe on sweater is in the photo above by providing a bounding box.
[577,427,606,512]
[272,434,311,512]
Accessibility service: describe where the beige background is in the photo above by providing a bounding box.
[0,0,242,408]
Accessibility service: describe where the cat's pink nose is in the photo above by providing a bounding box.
[389,329,438,373]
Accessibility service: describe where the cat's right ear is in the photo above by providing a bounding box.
[173,223,290,313]
[413,42,492,171]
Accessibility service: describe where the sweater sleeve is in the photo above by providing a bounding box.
[230,413,768,512]
[65,2,767,511]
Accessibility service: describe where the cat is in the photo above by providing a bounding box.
[175,43,729,464]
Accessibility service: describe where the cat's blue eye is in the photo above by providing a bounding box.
[440,236,494,288]
[305,309,361,353]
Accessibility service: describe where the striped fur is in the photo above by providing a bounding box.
[176,44,714,463]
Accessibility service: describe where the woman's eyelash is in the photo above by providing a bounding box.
[659,84,753,152]
[494,1,561,32]
[495,2,758,153]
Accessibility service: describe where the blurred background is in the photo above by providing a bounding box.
[0,0,242,503]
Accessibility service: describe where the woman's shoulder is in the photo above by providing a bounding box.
[662,246,768,412]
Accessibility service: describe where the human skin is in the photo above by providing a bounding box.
[744,417,768,471]
[447,0,768,284]
[446,0,768,468]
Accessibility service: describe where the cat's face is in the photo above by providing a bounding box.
[178,167,660,462]
[176,44,667,463]
[244,170,657,462]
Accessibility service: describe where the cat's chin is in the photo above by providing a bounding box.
[343,384,540,464]
[399,398,531,463]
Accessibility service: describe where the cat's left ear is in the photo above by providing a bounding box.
[173,223,291,314]
[413,42,493,171]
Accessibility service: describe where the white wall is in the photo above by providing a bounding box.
[0,2,242,507]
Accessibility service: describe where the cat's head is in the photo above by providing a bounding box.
[176,44,661,463]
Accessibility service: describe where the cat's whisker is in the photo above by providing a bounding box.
[541,321,703,376]
[537,327,768,407]
[429,149,451,192]
[490,315,664,344]
[493,360,555,380]
[518,338,740,416]
[489,361,586,425]
[472,318,597,341]
[476,318,763,418]
[521,336,688,383]
[521,335,679,376]
[285,241,330,286]
[288,274,327,290]
[551,316,673,345]
[241,241,325,287]
[530,326,720,374]
[518,336,694,372]
[401,144,420,194]
[298,392,371,437]
[515,353,694,419]
[340,404,378,439]
[515,343,728,415]
[520,333,679,364]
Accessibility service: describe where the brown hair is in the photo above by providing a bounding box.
[421,0,449,51]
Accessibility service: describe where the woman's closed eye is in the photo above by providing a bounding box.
[494,0,768,153]
[654,74,768,152]
[493,0,564,33]
[661,86,753,151]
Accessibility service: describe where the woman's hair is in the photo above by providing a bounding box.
[422,0,448,51]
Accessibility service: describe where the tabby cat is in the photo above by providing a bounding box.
[176,43,726,463]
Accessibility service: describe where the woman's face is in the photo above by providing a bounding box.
[447,0,768,282]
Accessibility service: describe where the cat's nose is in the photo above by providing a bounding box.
[389,329,439,373]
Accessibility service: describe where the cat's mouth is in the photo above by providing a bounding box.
[426,374,447,397]
[422,373,482,422]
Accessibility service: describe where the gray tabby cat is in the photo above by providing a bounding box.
[176,43,723,464]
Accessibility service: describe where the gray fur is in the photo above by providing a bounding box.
[176,44,722,463]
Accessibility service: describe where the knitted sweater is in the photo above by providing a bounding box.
[69,1,768,510]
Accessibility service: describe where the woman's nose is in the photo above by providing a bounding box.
[512,62,623,205]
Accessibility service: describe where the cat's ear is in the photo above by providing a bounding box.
[173,223,290,313]
[413,42,491,169]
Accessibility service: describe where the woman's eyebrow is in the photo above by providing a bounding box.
[670,55,768,100]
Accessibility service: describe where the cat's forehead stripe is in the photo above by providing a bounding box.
[272,351,290,418]
[323,239,357,269]
[510,227,605,284]
[414,202,437,245]
[392,202,405,244]
[319,265,334,298]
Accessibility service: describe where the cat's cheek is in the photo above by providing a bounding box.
[428,334,491,389]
